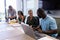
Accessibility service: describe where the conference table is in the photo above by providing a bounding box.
[0,22,59,40]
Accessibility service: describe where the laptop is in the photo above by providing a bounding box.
[21,23,46,40]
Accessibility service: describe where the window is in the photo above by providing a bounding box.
[38,0,43,8]
[26,0,35,15]
[6,0,17,10]
[0,0,5,21]
[0,0,17,21]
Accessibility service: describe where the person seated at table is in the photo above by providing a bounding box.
[35,8,58,38]
[8,5,17,20]
[17,11,25,23]
[26,10,38,30]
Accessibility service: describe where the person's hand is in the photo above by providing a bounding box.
[37,28,42,33]
[34,26,42,33]
[9,17,11,18]
[16,20,18,23]
[34,26,40,30]
[32,27,36,31]
[11,16,15,18]
[30,25,32,28]
[21,16,24,22]
[30,25,35,30]
[9,16,13,19]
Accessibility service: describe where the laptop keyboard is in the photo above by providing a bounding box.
[34,31,46,39]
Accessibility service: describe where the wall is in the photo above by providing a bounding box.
[55,18,60,27]
[55,18,60,35]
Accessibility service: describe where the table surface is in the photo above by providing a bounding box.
[0,22,59,40]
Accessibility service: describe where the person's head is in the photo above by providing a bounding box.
[9,5,13,10]
[37,8,46,19]
[18,11,24,17]
[28,10,33,17]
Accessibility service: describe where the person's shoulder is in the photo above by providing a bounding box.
[47,15,56,22]
[33,16,35,18]
[8,9,10,12]
[27,16,30,18]
[8,9,10,11]
[39,18,42,21]
[32,16,37,20]
[27,16,30,19]
[47,15,54,19]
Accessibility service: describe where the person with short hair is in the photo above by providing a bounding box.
[26,10,38,30]
[35,8,58,37]
[8,5,17,20]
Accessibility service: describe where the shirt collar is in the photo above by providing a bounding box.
[42,15,48,20]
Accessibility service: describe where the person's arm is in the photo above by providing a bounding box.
[42,30,57,34]
[33,17,39,27]
[37,20,58,34]
[32,17,40,30]
[21,16,24,22]
[36,26,57,34]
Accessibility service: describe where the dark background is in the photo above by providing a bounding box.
[40,0,60,10]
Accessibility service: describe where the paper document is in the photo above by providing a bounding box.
[38,37,54,40]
